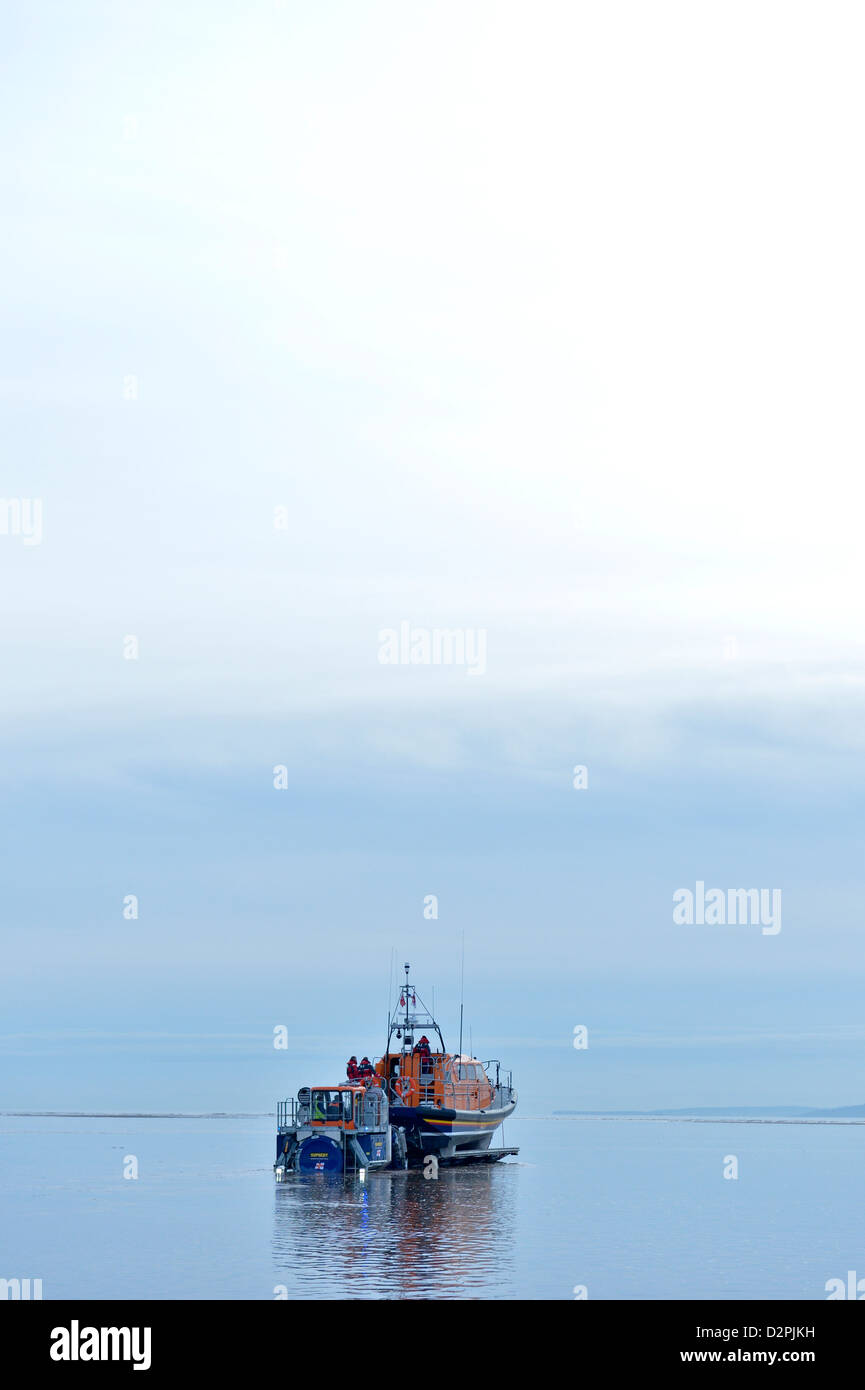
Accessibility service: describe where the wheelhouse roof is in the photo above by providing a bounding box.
[309,1084,366,1092]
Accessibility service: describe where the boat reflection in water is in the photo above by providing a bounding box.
[272,1165,518,1299]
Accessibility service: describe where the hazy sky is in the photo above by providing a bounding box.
[2,1,864,1113]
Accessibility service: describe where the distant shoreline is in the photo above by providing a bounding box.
[554,1104,865,1123]
[0,1111,270,1119]
[4,1107,864,1125]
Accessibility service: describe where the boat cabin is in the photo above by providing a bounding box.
[375,1051,495,1110]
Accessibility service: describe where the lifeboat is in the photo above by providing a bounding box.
[373,963,517,1164]
[273,962,517,1176]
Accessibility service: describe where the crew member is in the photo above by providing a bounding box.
[346,1055,359,1081]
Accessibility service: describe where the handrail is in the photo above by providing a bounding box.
[438,1079,495,1110]
[278,1060,513,1128]
[277,1098,298,1128]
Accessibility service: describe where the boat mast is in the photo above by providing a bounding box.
[384,960,447,1058]
[458,931,465,1069]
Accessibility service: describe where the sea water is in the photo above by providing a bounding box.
[1,1113,862,1300]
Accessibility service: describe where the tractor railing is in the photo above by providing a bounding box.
[277,1098,298,1129]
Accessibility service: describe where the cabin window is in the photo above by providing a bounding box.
[310,1089,343,1121]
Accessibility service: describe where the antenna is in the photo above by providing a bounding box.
[458,931,465,1070]
[387,948,394,1019]
[385,947,396,1060]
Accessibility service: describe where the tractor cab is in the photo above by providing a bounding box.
[275,1080,397,1175]
[304,1086,358,1126]
[299,1083,388,1131]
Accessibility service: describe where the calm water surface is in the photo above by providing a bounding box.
[1,1114,862,1299]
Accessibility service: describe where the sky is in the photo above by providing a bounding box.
[2,1,864,1115]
